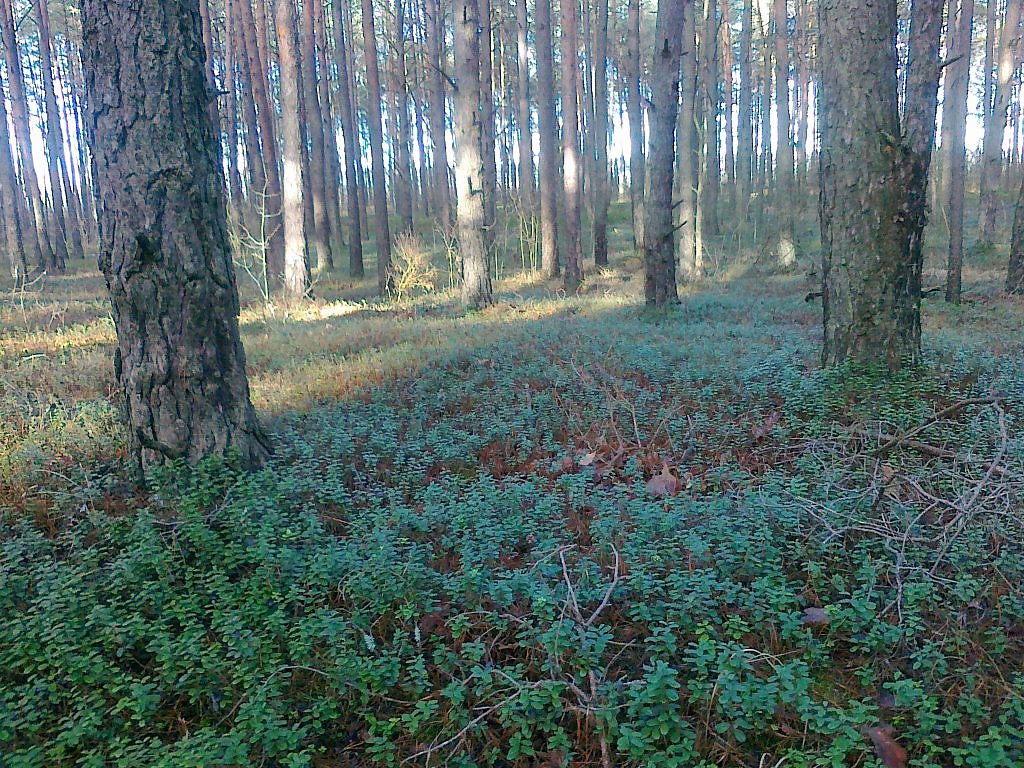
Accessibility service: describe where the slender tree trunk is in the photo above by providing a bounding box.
[231,0,267,218]
[0,0,55,271]
[678,0,700,277]
[454,0,494,308]
[362,0,394,293]
[561,0,584,291]
[943,0,975,304]
[722,0,736,207]
[515,0,535,211]
[275,0,311,299]
[390,0,416,235]
[37,0,83,261]
[0,70,27,278]
[978,0,1021,245]
[314,0,344,254]
[237,0,285,277]
[81,0,269,474]
[1008,172,1024,292]
[223,0,246,209]
[773,0,796,266]
[591,0,611,266]
[332,0,365,277]
[819,0,942,369]
[536,0,561,276]
[645,0,688,306]
[738,0,754,212]
[426,0,453,230]
[298,0,334,271]
[626,0,646,248]
[699,0,721,240]
[478,0,498,249]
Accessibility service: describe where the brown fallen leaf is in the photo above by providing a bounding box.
[646,464,681,497]
[578,451,598,467]
[862,724,908,768]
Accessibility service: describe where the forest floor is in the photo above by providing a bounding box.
[2,203,1023,767]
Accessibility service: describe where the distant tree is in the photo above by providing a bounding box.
[390,0,416,235]
[737,0,754,212]
[535,0,561,276]
[81,0,269,473]
[331,0,366,276]
[515,0,535,212]
[453,0,494,308]
[591,0,611,267]
[645,0,688,305]
[478,0,498,250]
[773,0,796,266]
[275,0,312,299]
[561,0,584,292]
[677,0,700,277]
[0,65,27,278]
[818,0,943,368]
[361,0,395,294]
[625,0,646,248]
[1009,173,1024,293]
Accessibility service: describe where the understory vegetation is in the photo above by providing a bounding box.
[2,206,1023,767]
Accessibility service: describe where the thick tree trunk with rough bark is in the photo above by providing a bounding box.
[332,0,365,276]
[591,0,611,267]
[561,0,584,291]
[943,0,974,304]
[626,0,646,248]
[362,0,394,293]
[515,0,534,210]
[645,0,688,306]
[453,0,493,308]
[818,0,942,369]
[81,0,269,474]
[535,0,560,276]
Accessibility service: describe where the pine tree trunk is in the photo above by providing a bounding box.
[0,0,55,271]
[978,0,1020,245]
[645,0,688,305]
[1008,172,1024,292]
[361,0,394,293]
[626,0,646,247]
[426,0,453,230]
[561,0,584,291]
[313,0,344,252]
[515,0,535,211]
[390,0,416,235]
[81,0,269,474]
[721,0,736,207]
[943,0,974,304]
[591,0,611,267]
[331,0,365,277]
[773,0,796,266]
[37,0,83,262]
[478,0,498,249]
[536,0,561,277]
[0,70,27,278]
[699,0,721,240]
[678,0,700,277]
[231,0,268,222]
[737,0,754,212]
[819,0,942,369]
[454,0,493,308]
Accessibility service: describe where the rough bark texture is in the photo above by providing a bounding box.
[942,0,974,304]
[81,0,269,474]
[645,0,688,306]
[626,0,646,248]
[362,0,394,294]
[515,0,534,210]
[677,0,700,277]
[978,0,1021,245]
[818,0,942,369]
[0,67,27,278]
[453,0,493,308]
[561,0,584,292]
[275,0,311,299]
[331,0,365,276]
[0,0,55,271]
[591,0,611,267]
[772,0,795,266]
[535,0,560,276]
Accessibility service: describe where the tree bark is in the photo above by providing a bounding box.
[391,0,417,235]
[943,0,974,304]
[81,0,269,474]
[699,0,721,240]
[773,0,796,266]
[0,66,27,278]
[1009,172,1024,292]
[645,0,688,306]
[978,0,1021,245]
[818,0,942,369]
[535,0,561,276]
[362,0,394,293]
[737,0,754,212]
[478,0,498,249]
[678,0,700,277]
[453,0,494,308]
[591,0,611,267]
[561,0,584,292]
[332,0,365,277]
[426,0,453,230]
[626,0,646,248]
